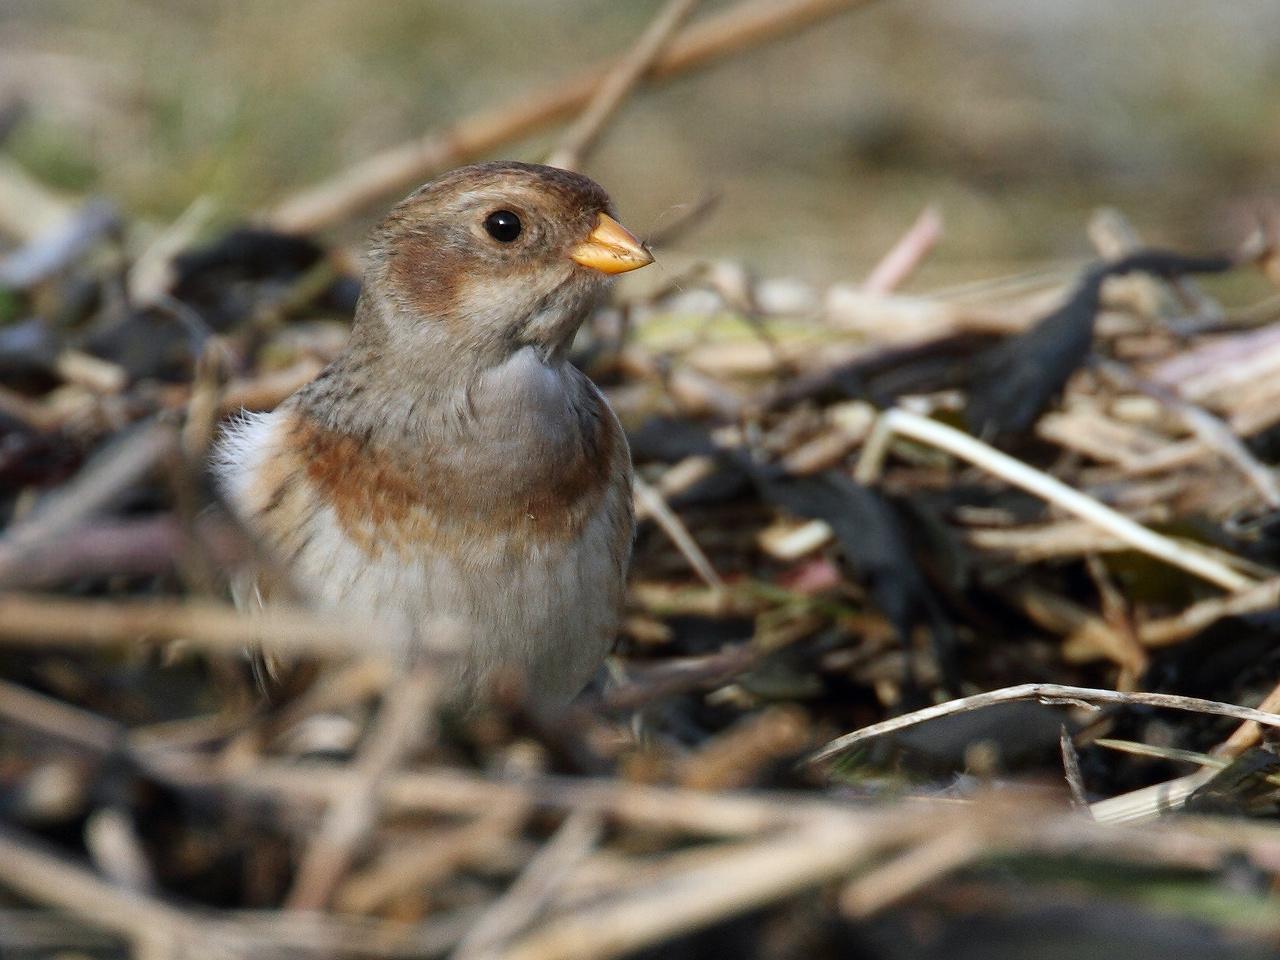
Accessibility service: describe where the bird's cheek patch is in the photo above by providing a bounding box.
[388,235,465,324]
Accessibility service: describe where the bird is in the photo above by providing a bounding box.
[213,160,653,706]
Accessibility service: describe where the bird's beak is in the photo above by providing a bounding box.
[570,213,654,275]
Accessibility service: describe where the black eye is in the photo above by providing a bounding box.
[483,210,522,242]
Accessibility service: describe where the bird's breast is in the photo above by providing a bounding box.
[216,372,634,701]
[240,383,625,566]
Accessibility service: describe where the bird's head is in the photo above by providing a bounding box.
[363,161,653,368]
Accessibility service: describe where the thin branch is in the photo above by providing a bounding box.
[808,683,1280,765]
[1097,358,1280,508]
[0,420,178,588]
[495,817,914,960]
[144,757,840,838]
[337,806,526,915]
[0,826,475,957]
[860,205,943,295]
[1216,675,1280,759]
[284,667,439,911]
[1,683,820,842]
[839,828,983,917]
[1083,671,1280,824]
[0,515,245,592]
[1059,725,1090,810]
[594,643,759,713]
[1137,577,1280,648]
[546,0,701,172]
[452,810,603,960]
[268,0,881,233]
[0,594,381,659]
[634,476,726,592]
[0,677,124,754]
[1092,738,1228,769]
[0,827,218,960]
[127,195,217,307]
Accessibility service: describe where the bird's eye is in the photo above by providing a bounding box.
[483,210,522,243]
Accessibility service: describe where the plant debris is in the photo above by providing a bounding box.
[4,4,1280,956]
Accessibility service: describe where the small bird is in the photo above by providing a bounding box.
[214,161,653,706]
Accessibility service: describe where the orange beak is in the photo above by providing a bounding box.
[570,213,654,275]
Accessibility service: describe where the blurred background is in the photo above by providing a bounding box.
[5,5,1280,956]
[3,0,1279,281]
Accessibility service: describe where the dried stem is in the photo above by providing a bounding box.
[808,683,1280,765]
[856,408,1258,592]
[268,0,880,233]
[634,476,726,592]
[839,828,984,917]
[860,205,943,295]
[1137,577,1280,648]
[0,677,123,754]
[284,667,439,911]
[0,594,379,659]
[146,757,838,838]
[1059,725,1090,810]
[596,643,759,713]
[0,826,476,957]
[453,810,603,960]
[546,0,702,172]
[1216,676,1280,759]
[0,827,219,960]
[1087,771,1218,825]
[1097,358,1280,508]
[496,816,915,960]
[337,806,526,915]
[0,420,178,588]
